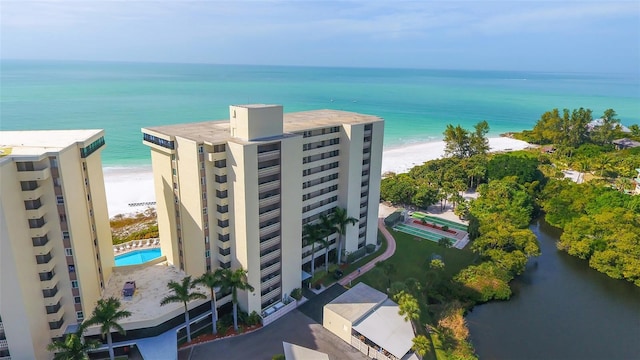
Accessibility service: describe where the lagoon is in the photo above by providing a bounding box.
[466,219,640,360]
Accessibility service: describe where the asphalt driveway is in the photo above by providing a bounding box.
[179,309,366,360]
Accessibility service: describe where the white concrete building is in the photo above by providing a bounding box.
[0,130,113,360]
[142,105,384,315]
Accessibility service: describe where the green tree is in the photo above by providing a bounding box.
[591,109,620,145]
[319,214,335,270]
[160,276,206,343]
[469,120,490,156]
[220,268,255,331]
[303,223,325,275]
[394,291,420,329]
[443,124,470,158]
[195,269,224,335]
[331,207,358,264]
[412,335,432,357]
[380,174,416,205]
[84,297,132,360]
[47,326,100,360]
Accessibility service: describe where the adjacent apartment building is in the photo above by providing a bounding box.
[142,105,383,315]
[0,130,113,360]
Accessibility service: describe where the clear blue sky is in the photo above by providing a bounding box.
[2,0,639,73]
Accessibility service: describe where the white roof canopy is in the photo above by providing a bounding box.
[352,299,415,359]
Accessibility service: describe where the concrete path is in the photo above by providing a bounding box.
[339,218,397,286]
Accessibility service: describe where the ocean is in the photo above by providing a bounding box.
[2,60,638,167]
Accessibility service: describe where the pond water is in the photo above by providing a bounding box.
[466,218,640,360]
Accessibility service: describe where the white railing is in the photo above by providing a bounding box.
[113,238,160,254]
[260,249,281,265]
[0,339,8,349]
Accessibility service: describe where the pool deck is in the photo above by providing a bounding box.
[85,261,210,336]
[113,238,161,256]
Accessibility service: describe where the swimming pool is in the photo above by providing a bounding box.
[115,248,161,266]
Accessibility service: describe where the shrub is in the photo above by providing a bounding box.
[328,263,340,273]
[272,355,285,360]
[290,288,303,301]
[247,311,262,326]
[347,247,367,263]
[365,244,376,253]
[442,225,449,232]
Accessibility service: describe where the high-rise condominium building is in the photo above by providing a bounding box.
[0,130,113,360]
[142,105,383,315]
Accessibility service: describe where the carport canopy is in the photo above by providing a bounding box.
[283,342,329,360]
[352,299,415,359]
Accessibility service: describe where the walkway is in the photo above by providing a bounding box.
[339,218,397,286]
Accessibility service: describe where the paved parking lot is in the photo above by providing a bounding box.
[178,309,366,360]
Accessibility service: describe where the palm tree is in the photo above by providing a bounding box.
[319,214,335,270]
[412,335,432,358]
[160,276,206,343]
[331,207,358,264]
[47,326,100,360]
[220,268,255,332]
[394,291,420,332]
[84,297,131,360]
[195,269,224,335]
[303,223,325,275]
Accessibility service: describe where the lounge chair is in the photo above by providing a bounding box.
[153,239,160,246]
[146,239,152,246]
[126,244,131,250]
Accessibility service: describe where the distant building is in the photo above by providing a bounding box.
[612,138,640,150]
[142,105,384,315]
[0,130,113,359]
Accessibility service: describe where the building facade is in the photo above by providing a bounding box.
[0,130,113,360]
[142,105,383,314]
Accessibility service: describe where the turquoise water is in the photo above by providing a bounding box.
[114,248,161,266]
[2,60,638,166]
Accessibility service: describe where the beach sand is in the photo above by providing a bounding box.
[103,137,531,218]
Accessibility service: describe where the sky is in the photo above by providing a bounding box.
[1,0,639,73]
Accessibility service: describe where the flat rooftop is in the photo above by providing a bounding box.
[143,109,381,143]
[90,261,209,333]
[0,129,103,157]
[324,282,387,323]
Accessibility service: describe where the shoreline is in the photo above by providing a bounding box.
[103,137,532,218]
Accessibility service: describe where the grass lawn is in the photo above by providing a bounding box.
[356,227,478,360]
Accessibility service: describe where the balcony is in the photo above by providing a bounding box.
[22,185,44,201]
[0,339,7,350]
[257,166,280,178]
[261,274,281,291]
[260,236,280,252]
[207,152,225,162]
[29,221,49,238]
[260,248,281,265]
[17,167,50,182]
[259,223,280,238]
[46,305,64,323]
[363,151,371,160]
[26,206,47,220]
[259,194,280,208]
[260,262,280,278]
[33,238,54,256]
[261,287,281,303]
[39,272,59,289]
[259,208,280,223]
[258,180,280,193]
[257,150,280,162]
[364,129,372,137]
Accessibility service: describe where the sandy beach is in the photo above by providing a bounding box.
[103,137,531,218]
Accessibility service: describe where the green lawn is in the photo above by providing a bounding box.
[356,227,478,360]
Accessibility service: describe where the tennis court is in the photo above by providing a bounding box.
[411,212,468,231]
[393,223,457,242]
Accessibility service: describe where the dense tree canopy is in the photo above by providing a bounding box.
[443,121,490,158]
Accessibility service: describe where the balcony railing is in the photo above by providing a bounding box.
[261,274,281,291]
[260,262,280,278]
[257,166,280,178]
[258,194,280,208]
[257,150,280,162]
[260,236,280,252]
[17,167,51,181]
[259,223,280,238]
[258,180,280,193]
[260,248,281,265]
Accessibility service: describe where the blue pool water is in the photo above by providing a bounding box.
[115,248,161,266]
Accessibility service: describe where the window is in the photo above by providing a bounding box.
[143,133,174,150]
[80,137,105,158]
[205,250,210,258]
[219,247,231,256]
[198,146,204,153]
[71,280,79,288]
[205,236,209,244]
[203,193,207,200]
[218,219,229,228]
[201,177,205,185]
[63,231,70,240]
[65,248,73,256]
[203,207,208,215]
[74,296,81,304]
[172,169,176,175]
[213,144,226,153]
[214,159,226,168]
[76,311,84,320]
[68,265,75,272]
[215,175,227,183]
[50,157,58,168]
[216,189,228,198]
[218,233,230,242]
